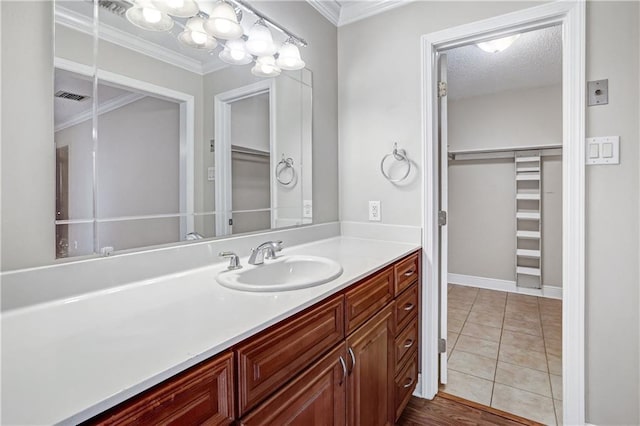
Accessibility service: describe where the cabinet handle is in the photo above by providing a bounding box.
[403,377,415,388]
[404,269,415,277]
[403,303,415,311]
[338,356,347,385]
[347,347,356,374]
[403,339,414,349]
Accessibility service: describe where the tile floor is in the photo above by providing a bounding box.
[441,284,563,425]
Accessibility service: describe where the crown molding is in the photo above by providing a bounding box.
[338,0,414,26]
[305,0,341,26]
[55,6,211,75]
[55,92,146,132]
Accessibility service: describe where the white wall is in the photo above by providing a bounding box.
[447,85,562,286]
[338,1,639,424]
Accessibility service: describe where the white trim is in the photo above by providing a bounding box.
[305,0,340,26]
[55,6,210,75]
[214,81,275,236]
[338,0,414,27]
[55,92,145,132]
[54,58,196,238]
[420,3,585,425]
[448,273,562,300]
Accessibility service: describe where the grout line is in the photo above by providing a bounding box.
[537,295,558,426]
[491,290,508,407]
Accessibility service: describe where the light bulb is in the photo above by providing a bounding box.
[246,20,276,56]
[167,0,184,8]
[142,7,162,23]
[476,34,520,53]
[204,1,243,40]
[251,55,281,78]
[276,41,305,71]
[230,49,244,60]
[152,0,199,17]
[191,31,208,45]
[219,38,252,65]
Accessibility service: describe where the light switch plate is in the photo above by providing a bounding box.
[303,200,313,218]
[207,166,215,181]
[586,136,620,165]
[368,201,381,221]
[588,79,608,106]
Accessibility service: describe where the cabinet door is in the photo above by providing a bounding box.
[346,303,395,426]
[240,344,347,426]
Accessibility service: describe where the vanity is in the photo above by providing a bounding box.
[1,236,421,425]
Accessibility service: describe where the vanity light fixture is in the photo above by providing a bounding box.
[125,0,174,31]
[476,34,521,53]
[124,0,307,77]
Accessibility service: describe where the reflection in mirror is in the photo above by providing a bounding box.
[51,0,313,259]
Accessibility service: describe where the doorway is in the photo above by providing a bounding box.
[420,2,585,425]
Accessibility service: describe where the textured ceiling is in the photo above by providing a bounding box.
[446,25,562,100]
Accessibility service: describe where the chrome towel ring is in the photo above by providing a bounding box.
[276,155,296,186]
[380,143,411,182]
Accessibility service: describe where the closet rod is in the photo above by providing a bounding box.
[449,144,562,161]
[231,145,270,157]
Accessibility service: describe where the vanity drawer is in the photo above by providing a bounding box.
[394,350,418,422]
[395,283,418,332]
[86,351,235,426]
[345,266,394,334]
[395,317,419,374]
[394,253,420,296]
[236,295,345,416]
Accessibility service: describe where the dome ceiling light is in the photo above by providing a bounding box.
[476,34,521,53]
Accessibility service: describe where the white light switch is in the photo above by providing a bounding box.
[303,200,313,218]
[586,136,620,165]
[207,166,215,181]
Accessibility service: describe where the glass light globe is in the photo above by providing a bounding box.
[219,39,252,65]
[152,0,199,17]
[276,41,305,70]
[126,2,174,31]
[476,34,521,53]
[246,20,276,56]
[251,55,281,78]
[179,17,217,49]
[204,1,243,40]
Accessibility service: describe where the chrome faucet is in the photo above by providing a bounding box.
[248,240,283,265]
[219,251,242,270]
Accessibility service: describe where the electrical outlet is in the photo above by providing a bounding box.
[207,166,215,181]
[369,201,381,221]
[303,200,313,218]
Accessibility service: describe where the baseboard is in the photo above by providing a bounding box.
[412,373,423,398]
[448,273,562,300]
[340,221,422,244]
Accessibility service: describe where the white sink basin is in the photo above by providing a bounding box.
[216,255,343,292]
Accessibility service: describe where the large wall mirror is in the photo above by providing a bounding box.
[50,0,313,259]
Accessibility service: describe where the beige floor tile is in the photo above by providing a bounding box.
[449,350,497,380]
[461,322,502,342]
[491,383,557,425]
[507,293,539,305]
[505,303,540,316]
[501,330,545,353]
[447,332,459,359]
[499,343,548,372]
[503,317,542,336]
[440,369,493,406]
[448,318,464,333]
[548,353,562,375]
[467,311,504,328]
[495,362,552,397]
[455,335,499,359]
[543,324,563,340]
[471,302,505,315]
[448,299,474,311]
[555,399,563,425]
[550,374,562,400]
[504,310,541,325]
[448,308,470,322]
[545,337,563,357]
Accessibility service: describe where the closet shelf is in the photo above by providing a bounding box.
[515,156,541,162]
[517,266,541,276]
[516,166,540,172]
[517,249,541,258]
[516,193,541,200]
[516,211,541,220]
[517,230,541,239]
[516,173,540,181]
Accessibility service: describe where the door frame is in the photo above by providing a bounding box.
[214,80,277,236]
[419,2,585,425]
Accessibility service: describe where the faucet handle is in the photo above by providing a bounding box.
[272,240,284,252]
[219,251,242,270]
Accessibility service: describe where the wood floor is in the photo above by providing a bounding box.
[397,393,544,426]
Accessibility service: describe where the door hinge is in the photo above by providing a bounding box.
[438,211,447,226]
[438,81,447,98]
[438,338,447,353]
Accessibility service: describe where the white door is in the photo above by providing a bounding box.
[438,52,449,384]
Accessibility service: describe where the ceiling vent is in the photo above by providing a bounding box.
[97,0,132,16]
[55,91,91,102]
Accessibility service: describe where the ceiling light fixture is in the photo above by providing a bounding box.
[124,0,307,78]
[476,34,521,53]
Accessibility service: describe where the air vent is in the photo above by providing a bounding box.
[97,0,132,16]
[55,91,90,102]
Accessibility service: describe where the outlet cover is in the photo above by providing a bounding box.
[369,201,381,221]
[207,166,215,181]
[303,200,313,218]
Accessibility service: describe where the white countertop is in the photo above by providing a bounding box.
[1,236,420,425]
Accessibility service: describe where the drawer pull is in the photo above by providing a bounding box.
[403,377,415,388]
[403,303,415,312]
[403,269,415,277]
[347,347,356,374]
[339,356,347,385]
[403,339,414,349]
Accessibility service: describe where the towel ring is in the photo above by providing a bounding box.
[380,143,411,182]
[276,155,296,186]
